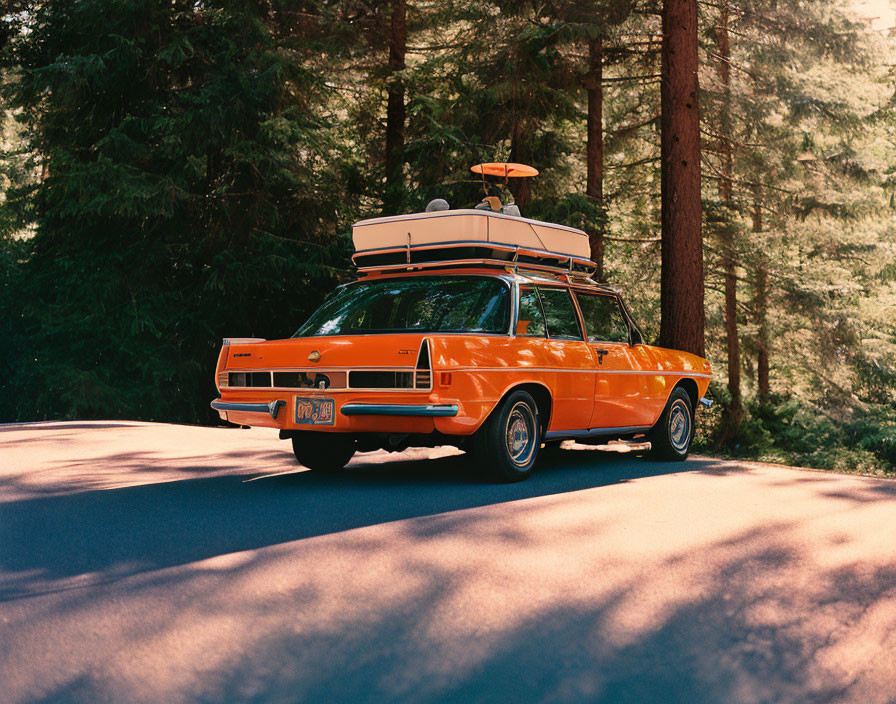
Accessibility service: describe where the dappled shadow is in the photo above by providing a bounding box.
[53,448,290,473]
[0,422,139,433]
[4,425,896,703]
[0,446,291,500]
[424,564,896,703]
[30,676,102,704]
[818,483,896,503]
[153,523,896,704]
[0,450,728,600]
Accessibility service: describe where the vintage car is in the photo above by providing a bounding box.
[211,177,712,482]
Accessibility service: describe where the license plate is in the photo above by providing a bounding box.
[294,397,335,425]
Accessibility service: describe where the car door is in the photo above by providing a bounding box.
[528,286,596,431]
[573,291,646,429]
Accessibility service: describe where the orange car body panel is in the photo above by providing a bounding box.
[213,268,711,437]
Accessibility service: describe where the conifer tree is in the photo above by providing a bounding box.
[1,0,347,422]
[659,0,704,357]
[384,0,408,213]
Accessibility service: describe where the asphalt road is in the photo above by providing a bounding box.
[2,421,896,704]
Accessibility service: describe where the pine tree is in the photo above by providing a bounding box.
[699,0,892,441]
[659,0,704,357]
[384,0,408,213]
[1,0,348,422]
[711,0,743,438]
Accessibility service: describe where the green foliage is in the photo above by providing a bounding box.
[696,393,896,476]
[0,0,352,423]
[0,0,893,479]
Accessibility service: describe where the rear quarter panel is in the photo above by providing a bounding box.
[429,335,595,434]
[638,345,711,425]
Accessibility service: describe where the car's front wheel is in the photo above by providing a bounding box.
[291,432,356,472]
[471,390,543,482]
[648,387,694,461]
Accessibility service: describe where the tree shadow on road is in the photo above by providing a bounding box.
[5,441,896,703]
[89,520,894,704]
[0,449,725,599]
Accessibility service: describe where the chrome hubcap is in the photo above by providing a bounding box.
[669,399,691,452]
[505,402,537,467]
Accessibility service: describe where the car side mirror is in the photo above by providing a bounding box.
[516,320,531,335]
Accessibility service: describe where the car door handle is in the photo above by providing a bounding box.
[593,347,609,364]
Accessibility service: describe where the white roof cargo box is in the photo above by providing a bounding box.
[352,209,594,274]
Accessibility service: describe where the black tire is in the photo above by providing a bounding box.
[648,387,694,461]
[471,390,542,482]
[291,432,356,472]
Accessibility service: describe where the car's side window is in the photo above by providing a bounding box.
[537,287,584,341]
[516,286,546,337]
[575,293,629,343]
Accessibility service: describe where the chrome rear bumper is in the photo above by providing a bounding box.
[340,403,458,417]
[211,399,286,419]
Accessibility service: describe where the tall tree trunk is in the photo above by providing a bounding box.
[383,0,406,214]
[659,0,705,357]
[585,37,605,280]
[752,187,770,400]
[509,120,531,214]
[716,0,743,437]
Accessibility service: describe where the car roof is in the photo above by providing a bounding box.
[356,266,620,295]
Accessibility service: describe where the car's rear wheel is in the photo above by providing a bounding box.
[648,387,694,461]
[471,390,542,482]
[291,432,356,472]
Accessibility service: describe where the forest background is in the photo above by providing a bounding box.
[1,0,895,474]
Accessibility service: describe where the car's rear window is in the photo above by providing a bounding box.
[294,276,511,337]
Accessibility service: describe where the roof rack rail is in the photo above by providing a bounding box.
[353,240,597,276]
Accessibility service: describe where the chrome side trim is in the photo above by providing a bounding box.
[699,397,714,408]
[211,399,286,419]
[545,425,652,441]
[340,403,459,417]
[223,338,266,346]
[445,367,712,378]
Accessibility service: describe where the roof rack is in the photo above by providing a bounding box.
[353,240,597,276]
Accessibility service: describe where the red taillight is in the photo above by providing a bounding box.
[415,339,432,389]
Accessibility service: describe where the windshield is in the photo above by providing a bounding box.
[294,276,511,337]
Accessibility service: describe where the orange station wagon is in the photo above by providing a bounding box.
[212,178,712,482]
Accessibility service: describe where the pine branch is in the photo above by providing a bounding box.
[605,235,660,243]
[605,156,660,170]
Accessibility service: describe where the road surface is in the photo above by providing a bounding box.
[2,421,896,703]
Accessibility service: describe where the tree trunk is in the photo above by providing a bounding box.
[716,0,743,437]
[659,0,704,356]
[753,188,770,400]
[383,0,406,214]
[586,37,605,280]
[756,269,770,400]
[509,120,532,214]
